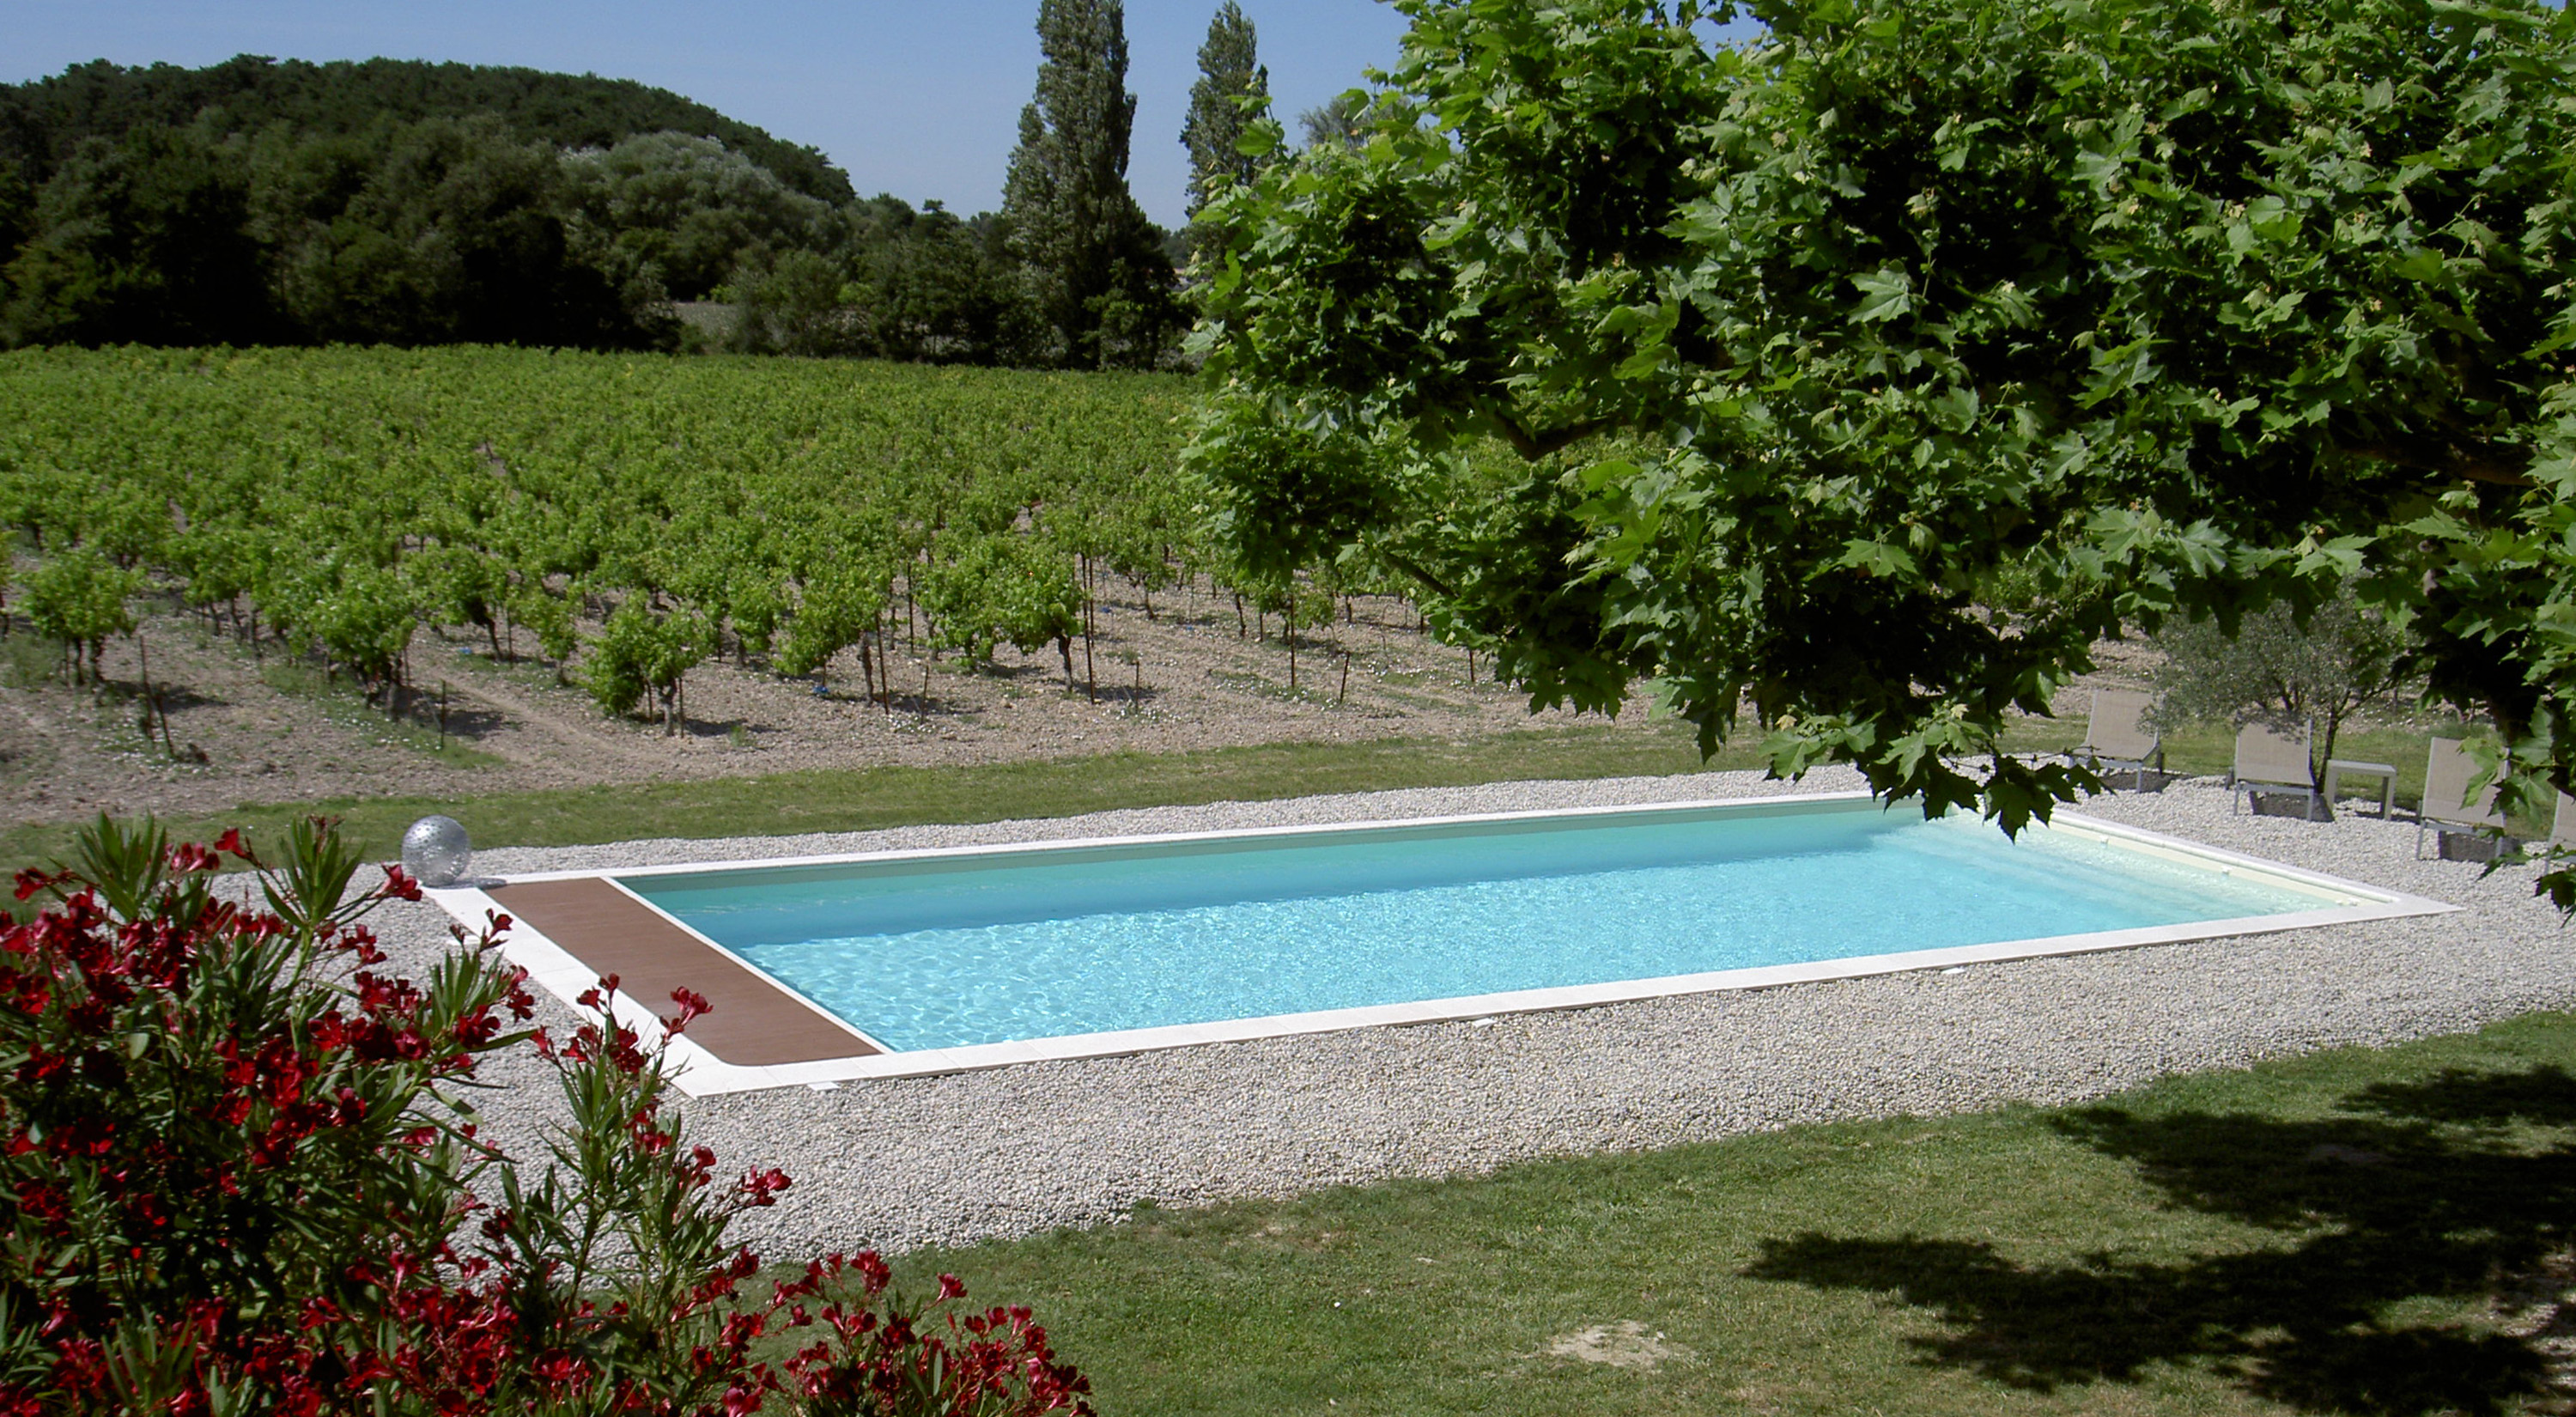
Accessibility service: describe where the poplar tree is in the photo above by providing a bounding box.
[1001,0,1176,368]
[1181,3,1270,223]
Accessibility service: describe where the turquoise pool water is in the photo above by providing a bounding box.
[622,802,2334,1053]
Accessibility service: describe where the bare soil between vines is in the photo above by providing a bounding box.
[0,574,1680,827]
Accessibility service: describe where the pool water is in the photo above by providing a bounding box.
[622,802,2337,1053]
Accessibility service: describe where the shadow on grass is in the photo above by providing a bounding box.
[1744,1067,2576,1414]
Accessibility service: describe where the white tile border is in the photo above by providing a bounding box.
[424,794,2458,1097]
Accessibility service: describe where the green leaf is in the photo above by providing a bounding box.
[1850,267,1913,323]
[2390,247,2445,282]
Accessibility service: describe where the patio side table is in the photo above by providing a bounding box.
[2324,758,2397,818]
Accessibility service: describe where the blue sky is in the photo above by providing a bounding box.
[4,0,1415,228]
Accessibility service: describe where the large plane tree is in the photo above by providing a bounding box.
[1189,0,2576,889]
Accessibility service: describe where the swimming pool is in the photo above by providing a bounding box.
[436,794,2453,1092]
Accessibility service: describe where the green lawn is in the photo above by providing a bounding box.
[5,707,2499,879]
[0,722,1759,875]
[868,1013,2576,1416]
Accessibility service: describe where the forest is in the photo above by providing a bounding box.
[0,54,1175,363]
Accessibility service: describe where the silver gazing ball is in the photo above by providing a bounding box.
[400,815,473,888]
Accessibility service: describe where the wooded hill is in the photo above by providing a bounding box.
[0,55,851,201]
[0,56,1073,359]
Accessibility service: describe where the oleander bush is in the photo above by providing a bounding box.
[0,817,1090,1416]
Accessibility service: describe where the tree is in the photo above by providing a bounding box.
[1297,90,1367,149]
[3,125,276,346]
[1002,0,1182,368]
[1189,0,2576,866]
[848,199,1038,363]
[2153,588,2410,792]
[1181,3,1271,252]
[729,246,860,356]
[251,115,657,348]
[559,131,834,301]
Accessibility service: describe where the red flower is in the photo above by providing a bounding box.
[378,865,423,903]
[11,868,64,903]
[664,987,712,1034]
[739,1168,792,1207]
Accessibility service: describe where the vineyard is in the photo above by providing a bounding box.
[0,346,1613,821]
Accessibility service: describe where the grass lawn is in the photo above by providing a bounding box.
[867,1013,2576,1415]
[0,723,1766,875]
[6,706,2506,878]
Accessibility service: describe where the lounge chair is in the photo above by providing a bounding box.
[2230,721,2320,820]
[2416,737,2506,859]
[2066,688,2165,787]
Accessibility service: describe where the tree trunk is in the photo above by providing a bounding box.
[1058,634,1075,693]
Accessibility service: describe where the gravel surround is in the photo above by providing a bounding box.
[367,766,2573,1257]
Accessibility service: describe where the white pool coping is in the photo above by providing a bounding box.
[424,794,2459,1097]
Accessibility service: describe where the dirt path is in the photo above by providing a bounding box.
[430,671,671,778]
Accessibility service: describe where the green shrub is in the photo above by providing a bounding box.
[0,817,1094,1415]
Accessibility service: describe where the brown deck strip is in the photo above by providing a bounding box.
[488,878,879,1067]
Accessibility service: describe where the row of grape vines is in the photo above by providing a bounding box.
[0,346,1411,727]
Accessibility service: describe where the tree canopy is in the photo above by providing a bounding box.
[1189,0,2576,879]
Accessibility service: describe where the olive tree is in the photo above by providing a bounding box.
[1188,0,2576,882]
[2153,590,2410,791]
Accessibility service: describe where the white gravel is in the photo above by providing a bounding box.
[368,767,2574,1258]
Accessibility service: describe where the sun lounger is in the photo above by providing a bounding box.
[2416,737,2506,858]
[2066,688,2164,787]
[2230,721,2320,820]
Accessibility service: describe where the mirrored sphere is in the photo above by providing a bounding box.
[401,815,472,888]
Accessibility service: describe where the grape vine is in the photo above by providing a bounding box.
[0,346,1419,723]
